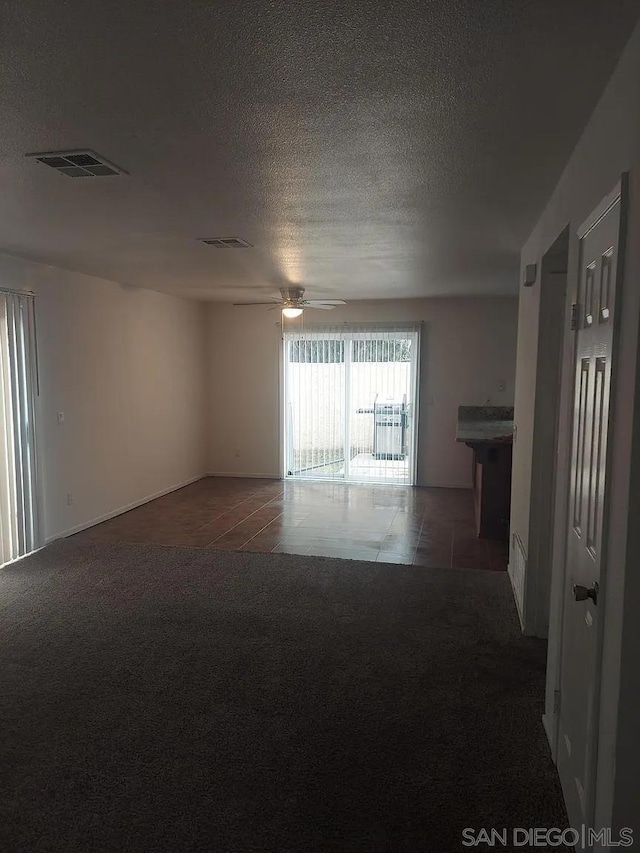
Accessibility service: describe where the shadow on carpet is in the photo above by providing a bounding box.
[0,540,569,852]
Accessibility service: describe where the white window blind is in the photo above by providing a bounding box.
[283,322,420,485]
[0,291,42,566]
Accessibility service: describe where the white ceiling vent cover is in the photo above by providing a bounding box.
[200,238,253,248]
[26,149,127,177]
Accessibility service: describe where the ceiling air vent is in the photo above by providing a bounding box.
[200,238,253,248]
[26,149,127,177]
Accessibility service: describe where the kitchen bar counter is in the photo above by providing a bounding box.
[455,405,514,443]
[456,419,514,443]
[456,406,514,541]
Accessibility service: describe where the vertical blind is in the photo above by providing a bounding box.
[283,322,420,485]
[0,292,42,566]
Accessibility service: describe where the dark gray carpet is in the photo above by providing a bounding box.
[0,541,568,852]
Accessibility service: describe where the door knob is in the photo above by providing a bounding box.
[573,581,599,605]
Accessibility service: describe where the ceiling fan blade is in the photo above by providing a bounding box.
[305,299,346,306]
[306,304,337,310]
[232,301,280,306]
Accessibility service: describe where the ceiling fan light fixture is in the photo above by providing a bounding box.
[282,307,303,319]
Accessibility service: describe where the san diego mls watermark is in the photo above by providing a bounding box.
[462,826,634,848]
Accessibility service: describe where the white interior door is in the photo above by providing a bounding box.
[557,189,623,828]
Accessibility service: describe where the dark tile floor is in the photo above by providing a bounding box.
[72,477,509,570]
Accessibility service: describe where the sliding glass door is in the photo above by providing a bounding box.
[0,292,42,566]
[283,324,420,485]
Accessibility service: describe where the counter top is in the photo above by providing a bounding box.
[456,421,514,443]
[455,405,514,444]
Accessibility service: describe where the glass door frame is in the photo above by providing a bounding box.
[280,324,421,486]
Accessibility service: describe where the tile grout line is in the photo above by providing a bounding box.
[193,485,283,535]
[236,513,285,550]
[204,495,284,544]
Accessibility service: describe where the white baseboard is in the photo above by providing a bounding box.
[507,564,526,631]
[45,474,208,543]
[420,482,472,489]
[206,472,282,480]
[542,713,556,757]
[206,474,471,488]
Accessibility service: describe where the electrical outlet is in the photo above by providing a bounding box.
[67,491,73,506]
[498,380,506,392]
[57,411,65,425]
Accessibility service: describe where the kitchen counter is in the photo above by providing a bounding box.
[455,405,514,444]
[456,420,514,443]
[456,406,514,541]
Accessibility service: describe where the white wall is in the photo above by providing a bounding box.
[511,19,640,840]
[0,253,208,541]
[206,297,518,487]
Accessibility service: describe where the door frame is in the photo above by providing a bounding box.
[544,177,629,829]
[409,325,421,486]
[524,229,569,638]
[279,324,421,485]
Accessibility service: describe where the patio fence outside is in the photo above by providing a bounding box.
[288,361,411,473]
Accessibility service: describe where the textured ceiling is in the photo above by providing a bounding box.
[1,1,638,301]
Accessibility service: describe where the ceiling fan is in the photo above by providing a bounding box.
[233,287,346,318]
